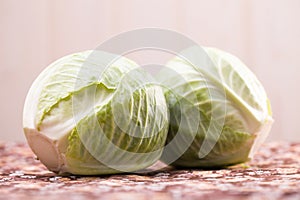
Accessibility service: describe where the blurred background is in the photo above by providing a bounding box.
[0,0,299,142]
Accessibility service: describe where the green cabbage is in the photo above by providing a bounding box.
[23,51,169,175]
[23,46,273,174]
[159,46,273,168]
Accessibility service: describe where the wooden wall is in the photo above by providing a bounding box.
[0,0,299,141]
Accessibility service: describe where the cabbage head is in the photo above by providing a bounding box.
[159,47,273,168]
[23,51,169,175]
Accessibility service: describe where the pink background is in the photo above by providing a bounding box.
[0,0,299,141]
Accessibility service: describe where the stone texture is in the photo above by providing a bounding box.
[0,142,299,200]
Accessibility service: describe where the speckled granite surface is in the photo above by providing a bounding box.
[0,142,299,200]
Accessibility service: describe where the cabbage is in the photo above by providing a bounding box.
[23,46,273,174]
[159,46,273,168]
[23,50,169,175]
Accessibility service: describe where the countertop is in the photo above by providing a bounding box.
[0,141,299,200]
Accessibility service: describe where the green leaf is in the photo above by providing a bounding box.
[65,85,169,175]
